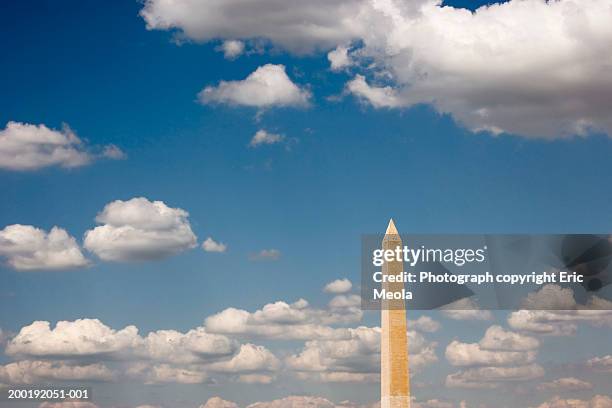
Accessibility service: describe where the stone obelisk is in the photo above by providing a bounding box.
[381,219,410,408]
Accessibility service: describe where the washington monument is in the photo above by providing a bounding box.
[381,219,410,408]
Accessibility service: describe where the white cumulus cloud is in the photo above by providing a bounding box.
[249,130,285,147]
[533,395,612,408]
[139,327,238,364]
[0,121,124,171]
[6,318,238,366]
[445,325,543,389]
[207,343,280,373]
[408,316,440,333]
[328,45,352,71]
[345,0,612,138]
[205,298,362,340]
[537,377,593,391]
[323,278,352,294]
[5,319,140,358]
[202,237,227,253]
[0,360,113,384]
[0,225,89,271]
[128,362,207,384]
[140,1,361,53]
[218,40,245,59]
[346,75,403,108]
[198,64,310,108]
[478,325,539,352]
[200,397,240,408]
[83,197,197,261]
[446,364,545,389]
[3,318,279,387]
[445,341,537,367]
[586,355,612,373]
[286,326,437,382]
[141,0,612,138]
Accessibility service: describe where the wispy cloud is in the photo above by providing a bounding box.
[249,249,281,261]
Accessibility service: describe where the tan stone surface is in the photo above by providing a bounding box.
[381,219,410,408]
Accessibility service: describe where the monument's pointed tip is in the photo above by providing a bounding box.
[385,218,398,235]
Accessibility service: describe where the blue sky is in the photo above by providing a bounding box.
[1,1,612,408]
